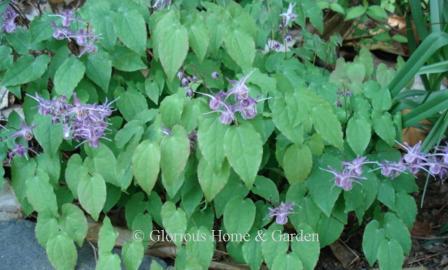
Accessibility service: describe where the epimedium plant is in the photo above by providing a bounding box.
[0,0,434,269]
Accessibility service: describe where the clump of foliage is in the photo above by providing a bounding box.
[0,0,438,269]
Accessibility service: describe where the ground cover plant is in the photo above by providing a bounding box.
[0,0,446,269]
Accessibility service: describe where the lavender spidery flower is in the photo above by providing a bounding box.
[2,6,18,33]
[377,161,407,178]
[322,166,360,191]
[11,123,34,141]
[322,157,370,191]
[437,145,448,164]
[227,71,253,101]
[219,110,235,125]
[398,141,427,164]
[69,95,113,147]
[28,93,112,148]
[50,10,98,57]
[208,91,227,111]
[280,3,297,27]
[52,24,72,40]
[58,10,75,27]
[268,202,294,225]
[342,156,368,177]
[236,97,257,120]
[8,144,28,160]
[200,71,264,125]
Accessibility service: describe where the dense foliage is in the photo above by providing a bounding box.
[1,0,446,269]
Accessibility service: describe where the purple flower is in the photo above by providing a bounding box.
[52,25,72,40]
[58,10,75,27]
[284,34,293,43]
[219,110,235,125]
[420,155,448,177]
[72,29,92,46]
[2,6,18,33]
[69,95,113,147]
[208,91,227,111]
[8,144,28,160]
[28,93,112,148]
[199,71,264,125]
[439,167,448,180]
[268,202,294,225]
[177,70,185,80]
[28,94,71,123]
[11,123,34,141]
[50,10,98,57]
[428,160,443,175]
[377,161,407,178]
[78,42,97,57]
[280,3,297,27]
[263,40,290,53]
[185,87,193,97]
[71,28,98,57]
[436,145,448,164]
[181,78,190,87]
[227,72,253,101]
[398,141,427,164]
[211,72,220,79]
[343,156,368,177]
[322,165,365,191]
[236,97,257,120]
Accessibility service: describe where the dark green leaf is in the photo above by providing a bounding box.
[54,56,85,97]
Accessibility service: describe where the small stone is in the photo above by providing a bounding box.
[0,181,22,221]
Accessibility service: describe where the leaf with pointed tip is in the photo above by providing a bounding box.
[26,174,58,216]
[224,124,262,188]
[33,115,63,155]
[283,144,313,183]
[161,202,187,247]
[98,217,118,255]
[362,220,386,266]
[223,197,255,236]
[198,158,230,202]
[78,173,106,221]
[86,51,112,92]
[291,223,320,269]
[132,140,161,195]
[224,29,255,70]
[311,104,343,148]
[346,115,371,155]
[35,213,59,247]
[114,10,147,55]
[54,56,85,97]
[46,234,77,270]
[198,116,227,167]
[154,12,189,80]
[377,239,404,270]
[122,240,144,270]
[60,203,88,247]
[160,126,190,198]
[1,54,50,86]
